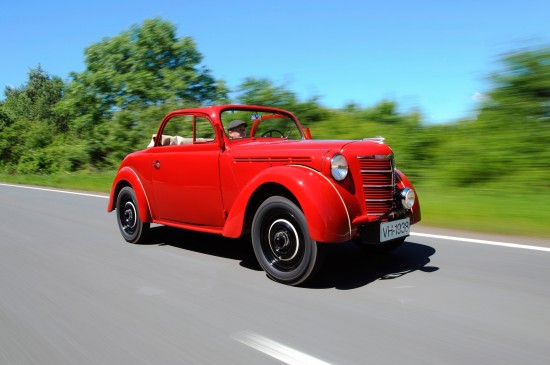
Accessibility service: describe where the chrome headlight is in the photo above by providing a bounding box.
[331,154,348,181]
[399,188,415,209]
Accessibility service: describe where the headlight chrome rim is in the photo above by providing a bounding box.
[399,188,415,210]
[330,154,348,181]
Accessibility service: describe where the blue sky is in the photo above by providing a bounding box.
[1,0,548,123]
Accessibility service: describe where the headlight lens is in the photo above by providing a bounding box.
[400,188,415,209]
[331,154,348,181]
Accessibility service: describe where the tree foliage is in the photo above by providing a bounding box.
[2,65,65,127]
[63,18,225,116]
[0,66,67,173]
[484,46,550,120]
[301,45,550,189]
[237,77,329,123]
[0,20,548,197]
[56,18,229,167]
[448,45,550,187]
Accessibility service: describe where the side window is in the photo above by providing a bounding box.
[195,116,216,142]
[159,115,215,146]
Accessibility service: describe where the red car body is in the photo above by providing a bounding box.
[108,104,420,285]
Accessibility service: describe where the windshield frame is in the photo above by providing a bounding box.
[220,107,305,141]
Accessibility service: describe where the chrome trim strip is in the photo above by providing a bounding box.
[125,167,153,219]
[360,169,394,173]
[234,157,312,163]
[357,154,393,159]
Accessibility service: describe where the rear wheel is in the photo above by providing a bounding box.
[251,196,323,285]
[116,186,149,244]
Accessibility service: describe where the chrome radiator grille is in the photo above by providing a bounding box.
[358,155,395,217]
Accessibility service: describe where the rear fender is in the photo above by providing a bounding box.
[107,167,152,222]
[223,165,351,243]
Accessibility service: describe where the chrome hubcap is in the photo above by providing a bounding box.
[268,219,299,261]
[123,201,137,230]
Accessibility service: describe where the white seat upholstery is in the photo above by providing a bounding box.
[147,134,204,147]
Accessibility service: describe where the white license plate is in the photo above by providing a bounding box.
[380,218,410,242]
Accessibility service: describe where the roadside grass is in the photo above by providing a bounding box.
[1,174,549,239]
[416,184,550,238]
[0,170,115,193]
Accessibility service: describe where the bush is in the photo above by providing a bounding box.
[16,150,54,174]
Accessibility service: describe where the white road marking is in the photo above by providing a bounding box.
[233,331,333,365]
[0,182,108,199]
[2,182,549,252]
[410,232,550,253]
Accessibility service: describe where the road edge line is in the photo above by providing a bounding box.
[3,182,549,252]
[0,182,108,199]
[410,232,550,253]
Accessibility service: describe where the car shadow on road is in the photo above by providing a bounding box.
[142,226,438,289]
[143,226,263,271]
[306,241,439,290]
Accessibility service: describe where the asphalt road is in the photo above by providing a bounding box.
[1,183,549,365]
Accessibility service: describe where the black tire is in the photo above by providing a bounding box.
[251,196,323,285]
[116,186,150,244]
[354,237,405,254]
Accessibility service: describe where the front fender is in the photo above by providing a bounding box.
[107,167,152,222]
[222,165,351,243]
[395,169,421,224]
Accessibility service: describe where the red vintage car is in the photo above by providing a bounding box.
[107,105,421,285]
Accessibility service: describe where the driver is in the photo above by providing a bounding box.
[227,119,248,139]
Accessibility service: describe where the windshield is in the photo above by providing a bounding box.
[221,108,303,140]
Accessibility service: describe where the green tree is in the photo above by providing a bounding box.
[66,18,226,113]
[357,100,402,124]
[2,65,65,130]
[468,45,550,187]
[236,77,329,124]
[483,45,550,120]
[0,66,67,173]
[237,77,298,107]
[402,45,550,189]
[59,18,229,167]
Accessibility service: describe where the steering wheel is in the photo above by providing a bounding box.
[261,129,285,138]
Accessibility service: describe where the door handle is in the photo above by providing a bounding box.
[153,160,161,169]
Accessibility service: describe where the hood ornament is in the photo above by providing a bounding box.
[363,136,385,144]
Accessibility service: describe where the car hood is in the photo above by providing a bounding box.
[227,139,393,170]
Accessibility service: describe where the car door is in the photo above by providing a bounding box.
[149,113,225,227]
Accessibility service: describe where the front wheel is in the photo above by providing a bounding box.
[251,196,323,285]
[116,186,149,244]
